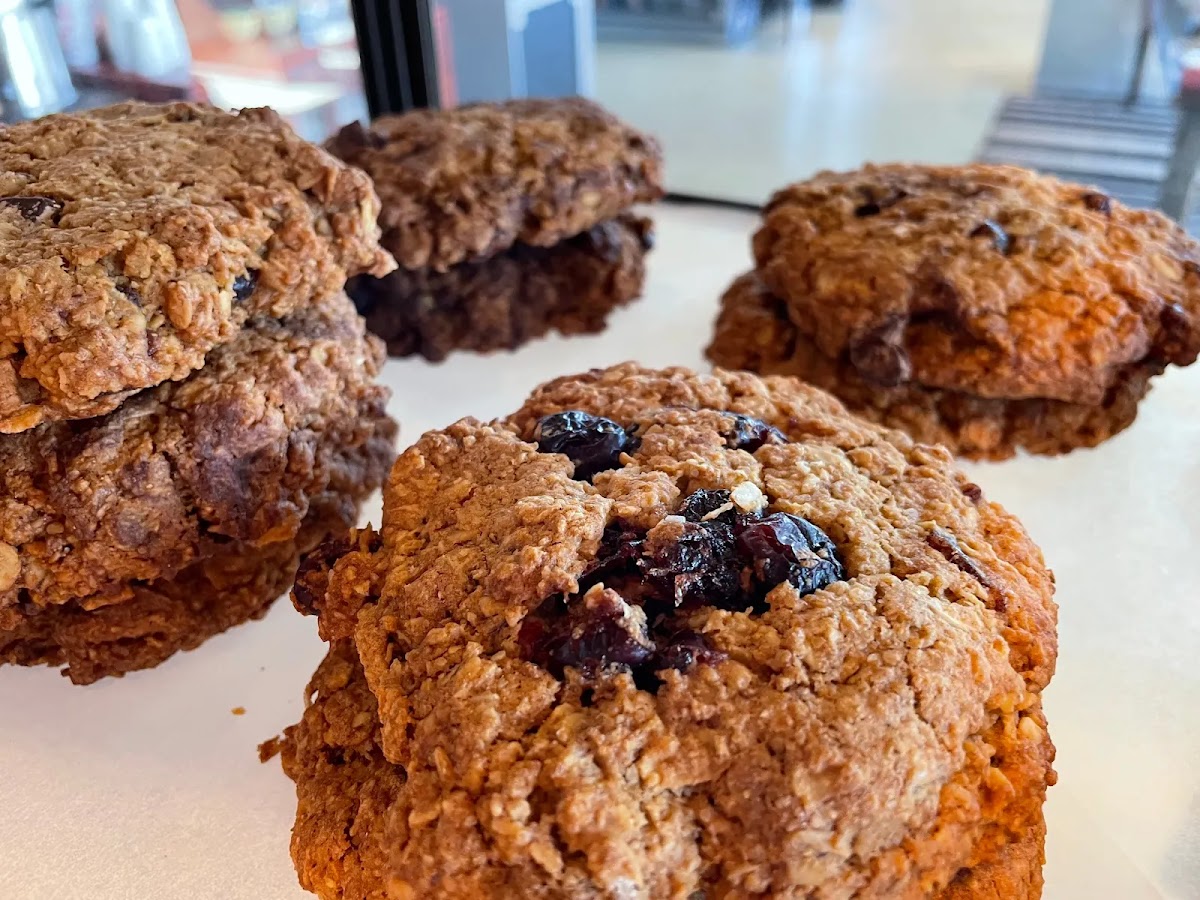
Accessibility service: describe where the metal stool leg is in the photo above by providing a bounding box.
[1125,21,1152,106]
[1160,107,1200,221]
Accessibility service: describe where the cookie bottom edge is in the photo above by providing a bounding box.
[707,272,1156,461]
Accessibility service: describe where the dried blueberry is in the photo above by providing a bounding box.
[518,589,654,676]
[534,411,634,481]
[677,489,733,522]
[0,195,63,224]
[232,272,257,303]
[735,512,845,597]
[969,219,1011,254]
[641,518,743,609]
[723,414,786,453]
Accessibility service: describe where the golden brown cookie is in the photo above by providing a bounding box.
[707,272,1156,460]
[326,98,663,271]
[0,102,394,433]
[753,163,1199,404]
[271,363,1057,898]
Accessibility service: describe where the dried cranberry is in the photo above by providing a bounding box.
[580,525,644,587]
[1156,303,1192,362]
[853,188,907,217]
[232,272,257,303]
[969,219,1011,254]
[848,316,912,387]
[653,630,726,672]
[678,489,733,522]
[735,513,845,597]
[292,534,353,616]
[1082,191,1112,214]
[117,282,142,307]
[518,589,654,676]
[641,518,743,609]
[534,411,634,481]
[926,529,991,589]
[331,120,387,152]
[723,414,786,453]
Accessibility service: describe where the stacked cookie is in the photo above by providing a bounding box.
[327,98,663,361]
[268,363,1057,899]
[0,102,398,683]
[708,163,1200,459]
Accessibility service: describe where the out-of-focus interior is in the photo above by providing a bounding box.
[3,0,1199,218]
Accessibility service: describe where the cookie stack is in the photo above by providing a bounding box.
[268,363,1057,900]
[0,102,398,683]
[326,98,663,361]
[708,163,1200,459]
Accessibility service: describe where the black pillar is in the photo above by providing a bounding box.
[349,0,439,117]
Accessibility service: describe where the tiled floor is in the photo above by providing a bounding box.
[595,0,1050,201]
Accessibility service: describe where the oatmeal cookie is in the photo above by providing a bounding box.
[0,292,396,612]
[1,425,393,684]
[273,363,1057,898]
[348,215,653,361]
[326,98,663,271]
[753,163,1200,404]
[707,273,1156,460]
[0,101,394,433]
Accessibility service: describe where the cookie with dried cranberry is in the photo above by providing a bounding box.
[326,98,663,272]
[270,363,1057,899]
[0,101,394,434]
[753,163,1200,404]
[708,272,1157,460]
[348,214,652,361]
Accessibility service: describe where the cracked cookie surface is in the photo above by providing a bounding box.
[326,98,663,271]
[273,363,1056,899]
[753,163,1200,404]
[0,101,394,433]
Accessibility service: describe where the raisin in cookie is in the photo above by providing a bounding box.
[753,163,1199,404]
[348,215,652,361]
[708,272,1156,460]
[0,101,395,433]
[326,98,663,271]
[271,363,1057,899]
[0,292,395,615]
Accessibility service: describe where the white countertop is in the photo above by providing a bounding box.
[0,203,1196,899]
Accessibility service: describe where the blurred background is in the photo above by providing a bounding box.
[4,0,1200,224]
